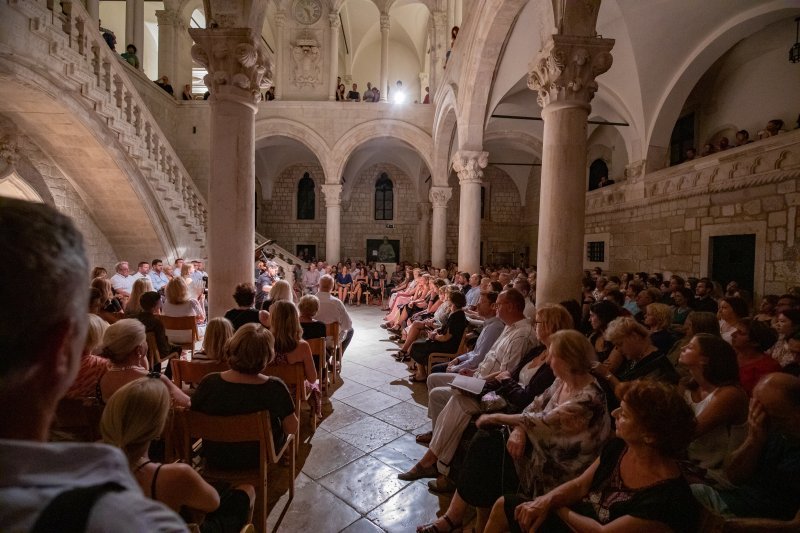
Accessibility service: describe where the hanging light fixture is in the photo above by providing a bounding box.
[790,17,800,63]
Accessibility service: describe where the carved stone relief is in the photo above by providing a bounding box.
[291,30,322,89]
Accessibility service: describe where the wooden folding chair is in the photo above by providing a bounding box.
[325,322,342,384]
[176,409,295,533]
[52,397,104,442]
[306,337,328,397]
[264,361,314,435]
[156,315,200,358]
[427,329,470,375]
[171,359,229,390]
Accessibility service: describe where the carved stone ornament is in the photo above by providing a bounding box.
[189,28,273,104]
[291,31,322,89]
[0,133,20,180]
[451,151,489,184]
[320,183,342,207]
[527,34,614,108]
[429,186,452,208]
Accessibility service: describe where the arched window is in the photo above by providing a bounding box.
[375,173,393,220]
[588,159,609,191]
[297,173,315,220]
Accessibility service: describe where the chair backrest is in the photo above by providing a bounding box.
[177,408,284,463]
[146,332,161,367]
[263,362,308,411]
[156,315,198,340]
[307,337,325,365]
[325,321,340,347]
[171,359,229,389]
[52,397,104,442]
[456,329,470,356]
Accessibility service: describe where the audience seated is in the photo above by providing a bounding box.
[693,277,719,313]
[0,199,187,531]
[298,294,327,340]
[770,308,800,367]
[407,291,468,382]
[731,318,780,396]
[666,310,720,366]
[678,334,748,484]
[191,323,298,470]
[486,380,699,533]
[162,277,206,343]
[101,377,254,532]
[315,275,354,353]
[644,302,678,354]
[65,314,110,400]
[587,300,620,363]
[96,319,190,407]
[692,373,800,529]
[416,331,610,533]
[223,283,269,331]
[135,291,181,364]
[110,261,134,298]
[124,277,154,317]
[92,277,124,319]
[393,282,450,357]
[193,317,233,362]
[262,279,294,312]
[719,296,749,344]
[269,301,320,416]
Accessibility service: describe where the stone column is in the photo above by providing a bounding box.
[321,184,342,263]
[528,34,614,305]
[429,186,452,268]
[189,28,271,318]
[85,0,99,22]
[417,201,431,263]
[379,14,390,102]
[155,10,177,84]
[124,0,144,55]
[452,151,488,273]
[274,10,285,100]
[430,10,447,93]
[329,13,340,101]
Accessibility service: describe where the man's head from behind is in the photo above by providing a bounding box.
[319,274,334,293]
[0,198,88,439]
[753,373,800,438]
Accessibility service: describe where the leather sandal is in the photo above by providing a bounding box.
[416,514,461,533]
[398,462,438,481]
[415,431,433,444]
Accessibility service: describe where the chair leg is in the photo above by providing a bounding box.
[254,481,266,533]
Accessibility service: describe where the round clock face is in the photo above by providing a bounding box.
[292,0,322,25]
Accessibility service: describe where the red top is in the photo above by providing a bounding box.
[739,354,781,396]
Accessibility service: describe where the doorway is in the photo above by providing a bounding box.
[710,234,755,293]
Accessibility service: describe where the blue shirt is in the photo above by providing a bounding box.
[450,316,505,372]
[149,271,169,292]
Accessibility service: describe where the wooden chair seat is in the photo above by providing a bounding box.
[427,329,470,375]
[175,409,295,533]
[156,315,200,358]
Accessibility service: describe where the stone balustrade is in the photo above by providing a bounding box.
[255,232,306,287]
[5,0,207,248]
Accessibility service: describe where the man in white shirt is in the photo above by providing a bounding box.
[315,274,354,353]
[426,288,536,430]
[0,199,187,532]
[109,261,134,297]
[302,262,321,294]
[130,261,149,281]
[148,259,169,292]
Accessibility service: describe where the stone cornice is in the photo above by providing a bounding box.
[189,28,272,106]
[528,34,614,108]
[452,150,488,184]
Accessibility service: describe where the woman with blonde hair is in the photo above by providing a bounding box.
[92,276,123,314]
[262,279,294,311]
[125,277,154,317]
[95,318,190,407]
[194,317,234,362]
[270,300,320,416]
[65,314,110,399]
[101,377,254,531]
[644,302,678,354]
[162,276,205,343]
[181,263,204,302]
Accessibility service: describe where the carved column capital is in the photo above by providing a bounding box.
[275,10,286,28]
[189,28,273,106]
[452,151,489,184]
[321,183,342,207]
[155,9,179,27]
[429,186,452,208]
[432,10,448,29]
[527,34,614,109]
[380,14,390,32]
[329,13,340,29]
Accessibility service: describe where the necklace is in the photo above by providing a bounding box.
[108,364,142,372]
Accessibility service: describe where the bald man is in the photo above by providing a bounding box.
[693,373,800,530]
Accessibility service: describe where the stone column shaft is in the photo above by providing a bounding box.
[156,10,177,86]
[189,27,271,318]
[275,11,285,99]
[529,34,614,305]
[329,14,340,101]
[429,186,452,268]
[452,151,488,273]
[379,14,389,102]
[321,184,342,263]
[85,0,99,22]
[132,0,144,61]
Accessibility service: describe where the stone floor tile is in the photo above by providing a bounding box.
[339,518,385,533]
[339,389,402,415]
[372,401,429,431]
[318,400,370,432]
[342,366,399,388]
[366,481,447,533]
[371,433,428,473]
[267,473,361,533]
[301,430,366,480]
[318,455,410,514]
[333,417,406,452]
[329,379,370,400]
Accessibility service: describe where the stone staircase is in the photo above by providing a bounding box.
[3,0,207,252]
[255,231,307,286]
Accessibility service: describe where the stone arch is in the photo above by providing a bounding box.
[646,0,798,167]
[431,84,458,186]
[175,0,204,25]
[330,119,433,184]
[455,0,530,151]
[255,117,331,173]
